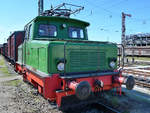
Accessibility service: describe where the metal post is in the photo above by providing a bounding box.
[38,0,44,16]
[121,12,131,65]
[121,12,125,46]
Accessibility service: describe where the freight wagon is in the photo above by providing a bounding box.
[7,31,25,64]
[0,44,3,55]
[2,43,8,57]
[118,46,150,57]
[0,47,3,55]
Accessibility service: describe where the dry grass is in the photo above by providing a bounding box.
[2,79,22,86]
[0,56,11,77]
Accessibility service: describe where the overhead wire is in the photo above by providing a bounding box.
[82,0,150,37]
[86,0,122,32]
[106,0,129,9]
[84,0,121,16]
[85,0,150,23]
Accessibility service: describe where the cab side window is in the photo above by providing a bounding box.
[28,24,32,40]
[24,24,32,40]
[24,27,28,40]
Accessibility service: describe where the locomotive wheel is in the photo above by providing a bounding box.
[75,81,91,100]
[125,76,135,90]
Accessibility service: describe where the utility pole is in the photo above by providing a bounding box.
[38,0,44,16]
[122,12,131,46]
[121,12,131,65]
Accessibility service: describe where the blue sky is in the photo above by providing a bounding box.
[0,0,150,44]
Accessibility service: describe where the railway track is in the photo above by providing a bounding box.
[123,68,150,88]
[135,80,150,88]
[123,69,150,77]
[125,75,150,88]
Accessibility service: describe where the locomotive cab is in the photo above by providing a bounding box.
[16,15,135,108]
[25,16,89,41]
[22,16,119,75]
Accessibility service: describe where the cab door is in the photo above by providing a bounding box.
[24,24,33,65]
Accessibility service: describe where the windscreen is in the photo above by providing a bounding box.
[69,27,84,39]
[38,24,57,37]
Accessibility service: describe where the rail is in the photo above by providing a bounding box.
[123,68,150,88]
[135,80,150,88]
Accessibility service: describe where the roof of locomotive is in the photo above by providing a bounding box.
[25,16,90,27]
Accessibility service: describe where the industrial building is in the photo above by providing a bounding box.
[125,33,150,46]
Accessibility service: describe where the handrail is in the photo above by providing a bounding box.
[117,44,124,70]
[64,42,67,76]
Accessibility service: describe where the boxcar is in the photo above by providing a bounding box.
[0,47,3,55]
[3,43,8,57]
[8,31,25,64]
[7,36,11,59]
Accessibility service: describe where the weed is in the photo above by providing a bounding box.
[3,79,22,86]
[0,56,5,66]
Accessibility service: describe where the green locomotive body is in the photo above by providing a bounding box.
[18,16,117,75]
[16,16,134,108]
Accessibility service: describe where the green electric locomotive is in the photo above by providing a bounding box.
[15,3,135,108]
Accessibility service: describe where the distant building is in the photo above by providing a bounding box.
[125,33,150,46]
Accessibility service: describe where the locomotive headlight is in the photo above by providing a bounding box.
[57,62,64,71]
[109,61,116,68]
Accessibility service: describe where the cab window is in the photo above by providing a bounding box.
[24,28,28,40]
[28,24,32,40]
[38,24,57,37]
[69,27,84,39]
